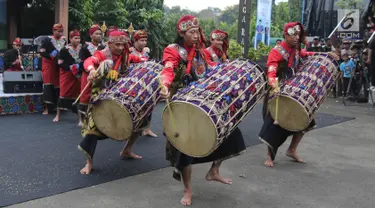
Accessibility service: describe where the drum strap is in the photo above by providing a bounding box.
[274,45,290,62]
[207,47,220,63]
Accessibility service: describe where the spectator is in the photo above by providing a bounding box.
[340,50,357,97]
[323,38,336,52]
[308,37,322,52]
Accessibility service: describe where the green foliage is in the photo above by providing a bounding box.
[219,5,239,25]
[335,0,364,11]
[92,0,129,28]
[227,39,243,59]
[21,0,292,58]
[270,2,289,37]
[69,0,94,36]
[124,0,166,59]
[288,0,302,22]
[248,42,272,60]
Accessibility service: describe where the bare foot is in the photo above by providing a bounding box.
[80,161,92,175]
[120,150,142,159]
[205,170,232,185]
[77,120,83,127]
[286,151,306,163]
[53,116,60,122]
[42,108,48,115]
[264,158,274,167]
[180,189,192,206]
[142,129,157,137]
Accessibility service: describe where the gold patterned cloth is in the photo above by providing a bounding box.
[81,68,120,138]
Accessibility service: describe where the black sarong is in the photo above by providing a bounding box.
[259,114,315,161]
[167,127,246,181]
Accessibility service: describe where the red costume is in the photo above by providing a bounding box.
[259,22,315,161]
[78,24,105,114]
[161,15,246,182]
[160,15,215,89]
[204,29,229,63]
[40,23,66,104]
[56,30,82,110]
[78,30,146,162]
[83,31,146,89]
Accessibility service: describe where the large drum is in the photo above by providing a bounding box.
[91,61,163,140]
[268,54,340,131]
[162,59,267,157]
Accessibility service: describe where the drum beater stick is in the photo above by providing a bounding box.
[72,62,107,105]
[273,78,280,125]
[158,78,179,138]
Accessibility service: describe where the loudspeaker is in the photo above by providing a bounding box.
[3,71,43,93]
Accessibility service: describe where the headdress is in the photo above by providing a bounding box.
[89,24,101,36]
[69,29,80,39]
[13,37,22,45]
[108,31,128,44]
[53,23,64,31]
[133,30,148,41]
[210,29,229,55]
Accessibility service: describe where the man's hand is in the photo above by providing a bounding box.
[328,52,340,61]
[143,47,150,53]
[88,68,98,82]
[102,60,113,71]
[50,50,58,58]
[160,85,170,99]
[12,59,20,65]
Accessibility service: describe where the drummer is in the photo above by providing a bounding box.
[204,29,229,63]
[130,30,157,138]
[78,30,147,175]
[159,14,246,206]
[259,22,338,167]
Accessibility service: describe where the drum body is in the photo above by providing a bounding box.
[91,61,163,140]
[162,59,267,157]
[268,54,340,131]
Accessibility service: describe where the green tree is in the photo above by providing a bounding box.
[219,5,239,25]
[271,2,290,37]
[123,0,166,59]
[227,39,242,59]
[335,0,364,11]
[288,0,302,22]
[69,0,94,35]
[92,0,129,28]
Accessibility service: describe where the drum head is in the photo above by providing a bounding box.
[92,100,133,141]
[268,96,310,132]
[162,102,217,157]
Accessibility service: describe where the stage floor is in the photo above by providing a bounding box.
[0,103,356,207]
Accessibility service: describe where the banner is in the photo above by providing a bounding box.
[237,0,251,57]
[337,9,361,40]
[254,0,272,49]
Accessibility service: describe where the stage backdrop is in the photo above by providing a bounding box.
[254,0,272,49]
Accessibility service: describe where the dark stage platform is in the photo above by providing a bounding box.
[0,104,354,207]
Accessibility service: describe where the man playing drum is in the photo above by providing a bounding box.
[159,14,246,206]
[78,30,147,175]
[259,22,338,167]
[129,30,157,138]
[204,29,229,64]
